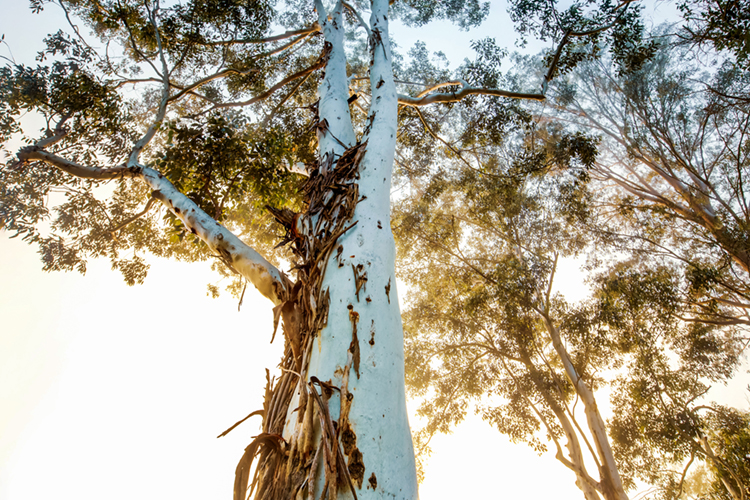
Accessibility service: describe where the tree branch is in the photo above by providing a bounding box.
[205,60,325,112]
[343,2,371,37]
[15,148,138,179]
[199,25,319,46]
[398,80,545,106]
[128,2,171,166]
[110,197,157,235]
[144,166,288,304]
[16,145,289,305]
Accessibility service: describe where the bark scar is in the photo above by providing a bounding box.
[347,304,361,378]
[352,263,367,301]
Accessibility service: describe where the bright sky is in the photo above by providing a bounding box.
[0,232,585,499]
[1,2,747,500]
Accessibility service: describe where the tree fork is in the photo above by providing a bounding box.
[233,2,417,499]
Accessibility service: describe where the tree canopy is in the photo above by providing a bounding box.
[393,8,750,500]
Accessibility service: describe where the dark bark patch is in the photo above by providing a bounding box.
[352,263,367,301]
[336,244,344,267]
[348,307,361,378]
[341,425,357,455]
[368,473,377,490]
[348,448,365,489]
[385,277,391,303]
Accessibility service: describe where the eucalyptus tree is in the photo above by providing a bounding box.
[0,0,639,499]
[394,117,748,500]
[593,265,747,500]
[393,128,631,500]
[389,19,750,500]
[542,39,750,333]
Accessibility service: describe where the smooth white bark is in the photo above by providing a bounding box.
[141,167,288,305]
[15,147,288,305]
[282,1,418,499]
[543,316,628,500]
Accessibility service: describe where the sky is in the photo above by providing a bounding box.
[0,2,748,500]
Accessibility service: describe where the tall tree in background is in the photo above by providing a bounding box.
[540,35,750,500]
[395,127,635,500]
[547,39,750,331]
[393,10,750,500]
[0,0,642,499]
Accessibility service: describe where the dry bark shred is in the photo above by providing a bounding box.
[235,140,368,500]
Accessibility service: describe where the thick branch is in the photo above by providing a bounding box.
[144,167,288,304]
[17,146,289,305]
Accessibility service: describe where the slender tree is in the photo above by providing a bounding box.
[394,124,632,500]
[395,116,747,500]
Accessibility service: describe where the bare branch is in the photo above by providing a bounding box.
[127,2,171,166]
[168,28,318,103]
[398,80,545,107]
[110,197,157,235]
[206,60,325,112]
[413,107,476,173]
[15,148,137,179]
[199,25,319,46]
[260,69,314,128]
[167,68,257,103]
[119,3,163,78]
[343,2,371,37]
[112,77,164,89]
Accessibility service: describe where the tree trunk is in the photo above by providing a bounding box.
[521,353,603,500]
[234,2,419,500]
[542,316,629,500]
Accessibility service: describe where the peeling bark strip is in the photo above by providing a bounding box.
[242,140,369,500]
[309,378,360,500]
[233,433,286,500]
